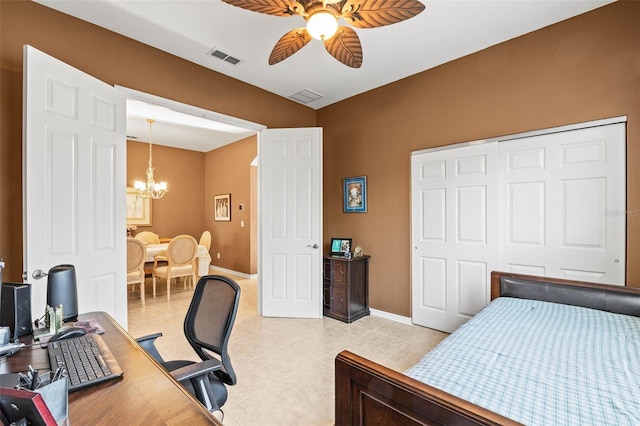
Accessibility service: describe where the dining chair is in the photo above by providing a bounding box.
[134,231,160,245]
[127,237,147,303]
[199,230,211,251]
[152,234,198,300]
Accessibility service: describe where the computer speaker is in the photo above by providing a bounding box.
[46,264,78,322]
[1,282,33,339]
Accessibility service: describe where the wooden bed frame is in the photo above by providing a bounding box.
[335,271,640,425]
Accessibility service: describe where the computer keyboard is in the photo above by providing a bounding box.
[48,333,123,392]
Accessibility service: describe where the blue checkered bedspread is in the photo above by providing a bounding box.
[405,297,640,425]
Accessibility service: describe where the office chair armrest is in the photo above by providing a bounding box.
[170,359,221,382]
[135,332,165,363]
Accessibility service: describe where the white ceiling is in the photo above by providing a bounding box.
[34,0,614,151]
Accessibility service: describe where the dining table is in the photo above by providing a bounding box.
[144,243,212,277]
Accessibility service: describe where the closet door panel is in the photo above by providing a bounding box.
[412,143,499,333]
[500,123,625,284]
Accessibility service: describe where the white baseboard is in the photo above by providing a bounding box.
[208,265,257,280]
[203,271,411,324]
[370,308,412,326]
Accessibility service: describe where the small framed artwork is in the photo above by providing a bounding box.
[214,193,231,221]
[126,188,152,226]
[343,176,367,213]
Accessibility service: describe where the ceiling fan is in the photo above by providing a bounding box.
[221,0,425,68]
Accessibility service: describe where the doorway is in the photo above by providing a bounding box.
[119,86,264,319]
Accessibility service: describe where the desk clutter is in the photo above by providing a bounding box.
[0,332,123,425]
[1,366,68,425]
[0,263,124,425]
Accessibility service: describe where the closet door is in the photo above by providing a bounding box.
[500,123,626,284]
[411,122,626,332]
[411,143,499,333]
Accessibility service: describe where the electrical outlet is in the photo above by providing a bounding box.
[217,253,221,259]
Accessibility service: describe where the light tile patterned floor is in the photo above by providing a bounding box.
[126,271,448,425]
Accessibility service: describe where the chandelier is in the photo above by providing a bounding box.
[134,119,168,199]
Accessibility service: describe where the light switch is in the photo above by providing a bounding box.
[240,220,245,227]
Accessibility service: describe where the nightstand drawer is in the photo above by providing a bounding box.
[328,285,347,315]
[330,261,347,286]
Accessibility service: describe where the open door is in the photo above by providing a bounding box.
[259,128,323,318]
[23,46,128,327]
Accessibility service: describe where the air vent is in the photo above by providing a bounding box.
[290,89,323,104]
[206,47,242,66]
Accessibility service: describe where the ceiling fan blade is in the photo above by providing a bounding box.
[340,0,425,29]
[324,26,363,68]
[269,28,313,65]
[222,0,306,17]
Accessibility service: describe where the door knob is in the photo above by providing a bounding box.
[32,269,48,280]
[307,244,319,249]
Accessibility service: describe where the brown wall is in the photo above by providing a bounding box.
[0,0,314,280]
[204,136,257,274]
[127,141,205,240]
[318,0,640,317]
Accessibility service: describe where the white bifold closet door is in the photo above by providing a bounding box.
[411,122,626,333]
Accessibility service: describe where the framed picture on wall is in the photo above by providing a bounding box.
[126,188,152,226]
[214,193,231,221]
[343,176,367,213]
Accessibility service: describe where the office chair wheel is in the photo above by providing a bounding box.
[212,409,224,422]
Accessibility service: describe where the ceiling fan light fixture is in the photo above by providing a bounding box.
[306,10,338,40]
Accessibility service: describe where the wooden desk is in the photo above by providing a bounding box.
[0,312,220,425]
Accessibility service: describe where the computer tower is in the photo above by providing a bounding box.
[0,282,33,339]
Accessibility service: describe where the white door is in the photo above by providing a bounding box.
[411,143,499,332]
[499,123,626,283]
[23,46,128,327]
[412,121,626,333]
[259,128,323,318]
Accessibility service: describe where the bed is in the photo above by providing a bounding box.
[335,271,640,425]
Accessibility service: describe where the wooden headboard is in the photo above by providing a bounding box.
[490,271,640,316]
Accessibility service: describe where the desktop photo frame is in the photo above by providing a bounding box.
[330,238,352,257]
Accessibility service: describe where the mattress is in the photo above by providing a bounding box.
[405,297,640,425]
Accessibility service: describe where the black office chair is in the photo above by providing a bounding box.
[136,275,241,420]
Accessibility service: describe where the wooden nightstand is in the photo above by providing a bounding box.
[323,255,370,323]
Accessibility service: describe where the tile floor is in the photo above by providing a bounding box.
[126,271,448,425]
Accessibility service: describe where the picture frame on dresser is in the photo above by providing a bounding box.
[330,238,352,257]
